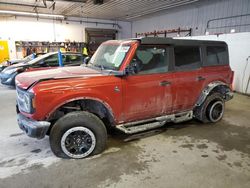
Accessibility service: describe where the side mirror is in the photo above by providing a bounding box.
[83,57,90,65]
[125,59,140,75]
[125,66,135,75]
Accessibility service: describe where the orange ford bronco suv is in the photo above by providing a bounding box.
[16,37,234,159]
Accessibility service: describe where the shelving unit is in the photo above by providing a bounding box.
[15,41,87,58]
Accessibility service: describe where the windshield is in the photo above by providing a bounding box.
[22,54,34,62]
[89,43,131,71]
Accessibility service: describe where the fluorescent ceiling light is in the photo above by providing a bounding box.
[125,14,142,20]
[0,10,64,19]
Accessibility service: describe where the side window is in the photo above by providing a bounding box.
[132,46,169,75]
[205,46,228,66]
[174,46,201,70]
[43,54,59,67]
[63,55,82,66]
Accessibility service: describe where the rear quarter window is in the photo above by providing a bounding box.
[205,46,229,66]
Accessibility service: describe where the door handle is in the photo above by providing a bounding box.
[197,76,206,81]
[160,81,171,86]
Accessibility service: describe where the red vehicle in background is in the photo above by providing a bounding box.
[15,37,234,159]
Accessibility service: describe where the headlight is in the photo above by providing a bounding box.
[23,94,31,112]
[3,68,17,75]
[16,87,35,114]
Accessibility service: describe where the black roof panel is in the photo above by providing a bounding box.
[133,37,227,46]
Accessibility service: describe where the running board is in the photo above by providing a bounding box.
[116,111,193,134]
[116,121,166,134]
[173,111,193,123]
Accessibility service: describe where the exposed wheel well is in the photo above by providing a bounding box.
[47,99,115,134]
[210,85,230,95]
[196,82,232,107]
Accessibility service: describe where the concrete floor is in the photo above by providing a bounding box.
[0,85,249,188]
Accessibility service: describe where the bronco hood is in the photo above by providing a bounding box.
[15,66,102,89]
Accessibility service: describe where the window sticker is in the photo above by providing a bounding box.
[119,46,130,53]
[112,46,130,67]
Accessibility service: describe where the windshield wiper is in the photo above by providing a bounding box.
[88,62,116,71]
[95,64,105,70]
[92,64,112,70]
[87,63,104,71]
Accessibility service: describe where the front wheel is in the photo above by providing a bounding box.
[194,92,225,123]
[50,111,107,159]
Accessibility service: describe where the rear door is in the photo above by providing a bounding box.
[202,45,232,86]
[171,45,204,113]
[122,45,173,122]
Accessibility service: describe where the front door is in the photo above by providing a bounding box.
[122,45,173,122]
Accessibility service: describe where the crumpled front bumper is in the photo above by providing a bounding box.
[17,113,51,139]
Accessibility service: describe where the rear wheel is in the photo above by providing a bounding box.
[194,92,225,123]
[207,100,224,122]
[50,111,107,159]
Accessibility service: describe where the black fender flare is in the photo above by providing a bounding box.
[196,81,233,107]
[47,98,116,129]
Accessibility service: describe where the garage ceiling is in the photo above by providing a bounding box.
[0,0,199,21]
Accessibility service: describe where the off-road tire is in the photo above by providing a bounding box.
[50,111,107,159]
[194,92,225,123]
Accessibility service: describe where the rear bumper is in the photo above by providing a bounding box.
[225,91,234,101]
[17,113,50,139]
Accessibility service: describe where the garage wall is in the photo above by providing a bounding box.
[132,0,250,37]
[0,16,132,59]
[178,32,250,94]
